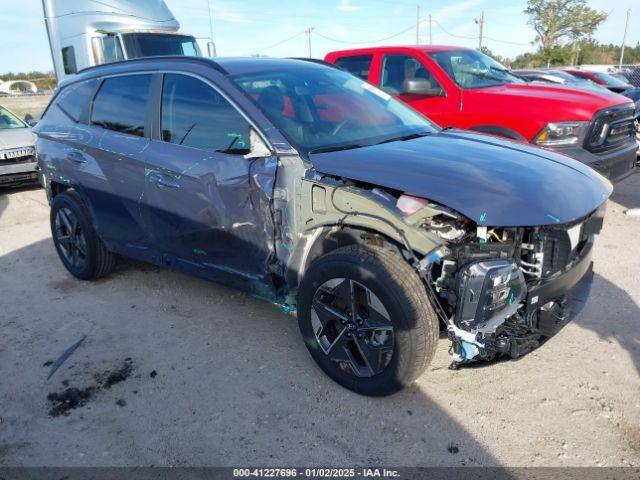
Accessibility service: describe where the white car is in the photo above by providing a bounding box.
[0,105,37,187]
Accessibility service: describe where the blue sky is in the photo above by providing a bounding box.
[1,0,638,74]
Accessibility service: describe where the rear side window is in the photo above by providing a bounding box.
[62,46,77,75]
[334,55,373,81]
[55,79,99,123]
[91,75,152,137]
[161,74,250,154]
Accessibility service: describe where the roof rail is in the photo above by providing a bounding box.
[288,57,338,69]
[75,56,228,76]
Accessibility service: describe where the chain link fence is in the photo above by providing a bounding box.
[616,65,640,87]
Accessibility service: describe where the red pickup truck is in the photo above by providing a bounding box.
[325,46,638,182]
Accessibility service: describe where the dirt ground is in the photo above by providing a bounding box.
[0,172,639,467]
[1,94,52,120]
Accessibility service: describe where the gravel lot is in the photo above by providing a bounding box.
[0,173,639,467]
[0,94,52,120]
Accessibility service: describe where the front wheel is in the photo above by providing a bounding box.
[297,245,439,396]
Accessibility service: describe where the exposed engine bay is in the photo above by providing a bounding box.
[411,201,606,369]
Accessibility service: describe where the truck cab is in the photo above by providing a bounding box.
[42,0,203,82]
[325,46,638,182]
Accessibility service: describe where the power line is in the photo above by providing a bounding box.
[483,36,530,47]
[247,14,532,56]
[431,19,477,40]
[314,24,417,45]
[251,30,307,54]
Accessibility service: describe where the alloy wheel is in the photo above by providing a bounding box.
[311,278,394,378]
[54,207,87,270]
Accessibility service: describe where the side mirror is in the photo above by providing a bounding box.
[24,114,38,127]
[402,79,444,97]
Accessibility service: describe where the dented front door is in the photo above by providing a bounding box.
[142,73,277,281]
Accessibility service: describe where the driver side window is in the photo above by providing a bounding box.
[161,74,250,154]
[380,54,442,95]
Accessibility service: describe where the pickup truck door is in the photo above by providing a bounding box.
[377,53,460,127]
[142,73,277,283]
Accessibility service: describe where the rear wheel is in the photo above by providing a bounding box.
[50,190,116,280]
[297,245,439,396]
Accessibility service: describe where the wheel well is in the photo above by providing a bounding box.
[285,225,408,289]
[49,180,70,198]
[470,125,527,142]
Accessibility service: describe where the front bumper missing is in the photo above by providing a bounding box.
[448,236,596,367]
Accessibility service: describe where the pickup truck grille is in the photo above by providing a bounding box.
[586,104,636,154]
[0,147,36,166]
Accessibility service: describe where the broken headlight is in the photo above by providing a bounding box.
[534,121,589,147]
[456,260,526,332]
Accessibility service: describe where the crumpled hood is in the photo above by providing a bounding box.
[309,130,612,227]
[0,128,35,151]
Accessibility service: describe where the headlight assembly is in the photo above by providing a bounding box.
[456,259,527,333]
[534,121,589,147]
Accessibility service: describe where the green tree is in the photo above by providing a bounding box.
[524,0,607,66]
[479,46,507,65]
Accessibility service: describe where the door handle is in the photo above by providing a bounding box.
[148,172,180,189]
[66,150,86,164]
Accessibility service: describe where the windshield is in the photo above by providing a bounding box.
[546,70,605,89]
[0,106,26,129]
[428,49,523,89]
[232,66,438,155]
[592,72,630,88]
[121,33,201,58]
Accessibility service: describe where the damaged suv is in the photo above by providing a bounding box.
[35,57,611,396]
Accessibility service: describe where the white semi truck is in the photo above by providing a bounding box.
[42,0,211,82]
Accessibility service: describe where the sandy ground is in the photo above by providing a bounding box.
[0,173,639,468]
[1,94,52,120]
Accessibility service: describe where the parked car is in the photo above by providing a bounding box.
[36,57,611,396]
[563,68,634,93]
[0,105,37,187]
[325,46,637,182]
[513,69,606,91]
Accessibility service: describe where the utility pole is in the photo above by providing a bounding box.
[429,13,433,44]
[619,9,631,69]
[206,0,215,57]
[305,27,315,58]
[475,11,485,50]
[416,5,421,44]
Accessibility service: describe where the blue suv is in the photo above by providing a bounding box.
[35,57,610,395]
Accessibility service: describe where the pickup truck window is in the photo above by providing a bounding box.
[428,50,522,89]
[334,55,373,81]
[232,67,436,155]
[381,54,442,95]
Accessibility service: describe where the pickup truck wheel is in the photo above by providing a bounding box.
[297,245,438,396]
[50,191,116,280]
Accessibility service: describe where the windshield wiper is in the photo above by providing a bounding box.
[309,144,365,154]
[377,131,432,145]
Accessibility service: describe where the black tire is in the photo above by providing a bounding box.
[297,245,439,396]
[50,190,116,280]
